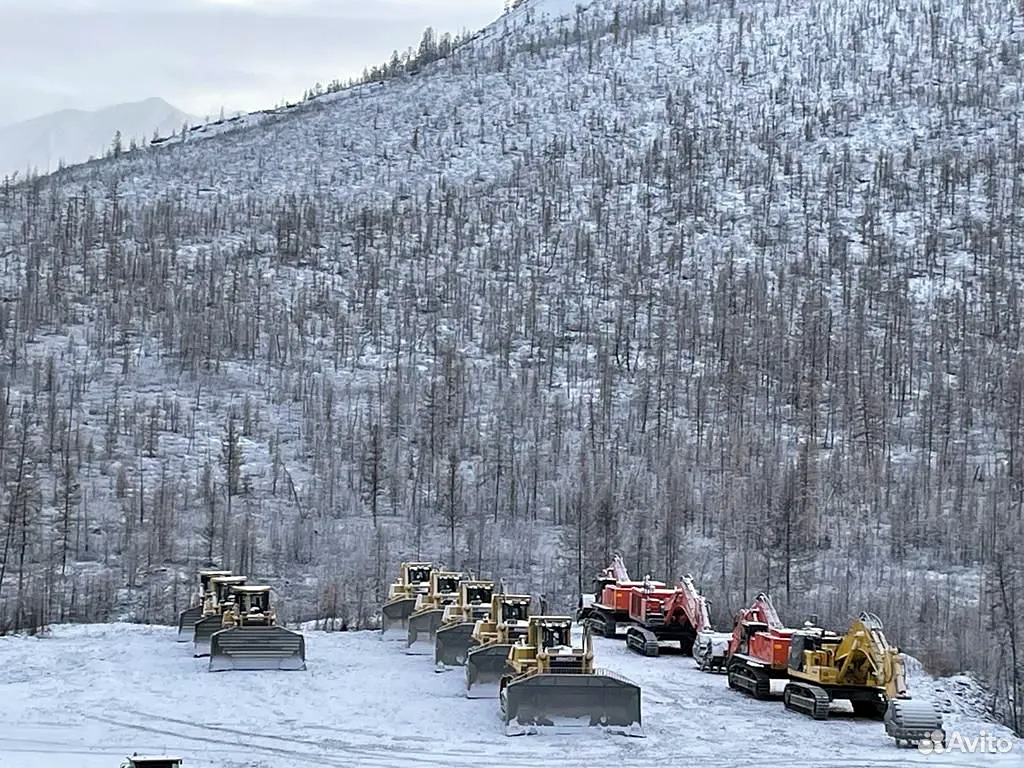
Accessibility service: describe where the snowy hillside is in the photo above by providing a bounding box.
[0,0,1022,735]
[0,624,1018,768]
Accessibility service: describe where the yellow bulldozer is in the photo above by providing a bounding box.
[177,569,232,642]
[464,592,532,697]
[381,561,435,638]
[406,569,464,654]
[783,612,944,746]
[208,584,307,671]
[434,579,495,668]
[192,574,248,656]
[499,616,643,736]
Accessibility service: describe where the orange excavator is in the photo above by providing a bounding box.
[624,574,732,669]
[725,593,801,699]
[577,555,664,637]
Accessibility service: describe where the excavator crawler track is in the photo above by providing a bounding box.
[783,682,831,720]
[625,626,660,657]
[727,661,773,699]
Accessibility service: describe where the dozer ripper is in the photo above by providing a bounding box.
[499,616,643,736]
[381,561,435,638]
[623,574,731,667]
[725,592,798,699]
[578,554,663,638]
[193,574,248,657]
[434,579,494,668]
[406,569,464,654]
[783,612,944,746]
[209,585,306,671]
[465,592,532,698]
[177,569,232,642]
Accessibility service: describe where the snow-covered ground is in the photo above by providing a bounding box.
[0,624,1017,768]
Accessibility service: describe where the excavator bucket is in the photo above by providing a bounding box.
[177,605,204,643]
[381,597,418,639]
[884,698,944,745]
[193,615,225,657]
[435,622,478,667]
[501,670,643,736]
[465,643,513,698]
[407,608,445,655]
[209,626,307,671]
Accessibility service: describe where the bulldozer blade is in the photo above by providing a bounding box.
[465,643,512,698]
[209,626,307,672]
[501,671,643,736]
[406,608,444,655]
[193,615,224,657]
[884,698,944,745]
[177,605,204,643]
[381,597,417,639]
[435,622,477,667]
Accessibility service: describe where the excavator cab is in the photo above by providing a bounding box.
[209,584,306,671]
[499,617,643,736]
[406,570,465,654]
[435,579,495,667]
[193,575,248,656]
[381,561,435,637]
[177,569,232,642]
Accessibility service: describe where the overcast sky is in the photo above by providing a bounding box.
[0,0,502,125]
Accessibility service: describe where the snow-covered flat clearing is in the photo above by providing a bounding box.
[0,624,1018,768]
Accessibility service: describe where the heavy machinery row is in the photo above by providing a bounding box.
[175,569,307,671]
[381,555,946,745]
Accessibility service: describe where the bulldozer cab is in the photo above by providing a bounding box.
[540,621,571,650]
[198,570,232,593]
[207,575,247,610]
[463,582,493,605]
[500,598,530,624]
[435,572,461,595]
[405,563,433,585]
[229,585,273,616]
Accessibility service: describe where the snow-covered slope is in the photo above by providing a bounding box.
[0,624,1017,767]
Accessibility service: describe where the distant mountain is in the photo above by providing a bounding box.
[0,97,198,178]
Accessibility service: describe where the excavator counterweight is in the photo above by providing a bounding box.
[381,562,434,639]
[499,616,642,736]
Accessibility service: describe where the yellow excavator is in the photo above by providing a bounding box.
[193,574,248,656]
[406,569,464,654]
[499,616,643,736]
[381,562,435,638]
[464,592,532,697]
[783,612,944,746]
[209,584,307,671]
[434,579,495,668]
[177,569,232,642]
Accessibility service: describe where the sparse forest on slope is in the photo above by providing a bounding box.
[0,0,1021,734]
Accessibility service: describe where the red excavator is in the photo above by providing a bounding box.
[577,555,665,637]
[623,575,731,669]
[725,592,800,699]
